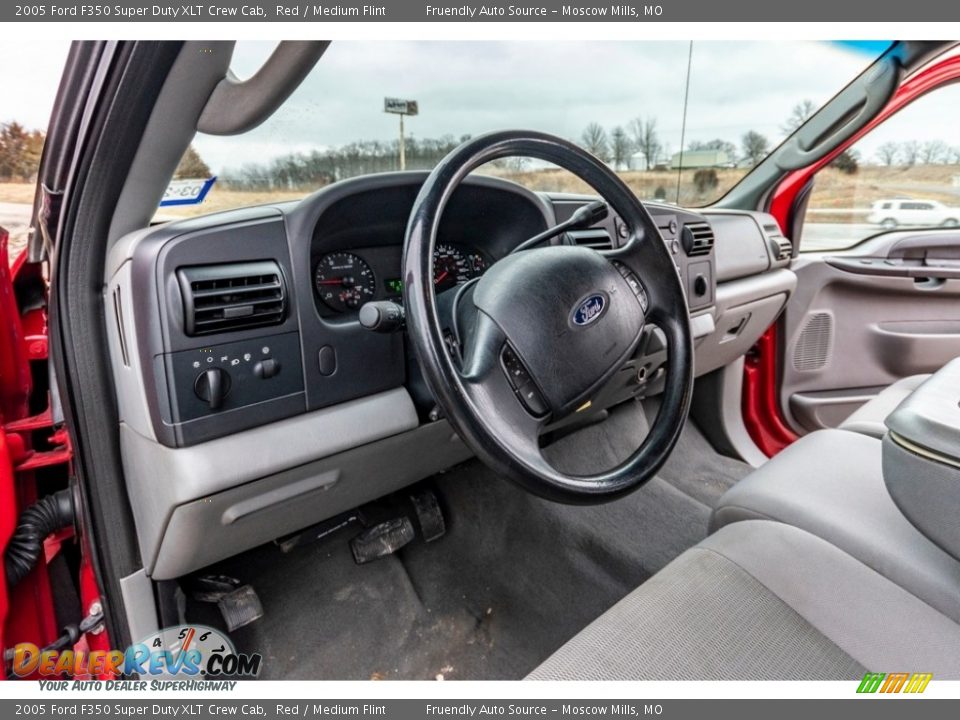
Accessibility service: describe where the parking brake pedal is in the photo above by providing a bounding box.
[217,585,264,632]
[189,574,264,631]
[350,517,415,565]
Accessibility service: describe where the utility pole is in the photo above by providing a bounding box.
[399,113,405,171]
[384,97,419,172]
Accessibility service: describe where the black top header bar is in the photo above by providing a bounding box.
[6,0,960,22]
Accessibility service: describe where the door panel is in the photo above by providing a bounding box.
[781,230,960,433]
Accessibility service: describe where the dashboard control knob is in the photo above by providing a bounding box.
[693,274,708,297]
[194,368,231,411]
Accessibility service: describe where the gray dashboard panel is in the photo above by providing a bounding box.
[703,210,785,282]
[151,418,471,578]
[106,172,795,580]
[120,387,419,575]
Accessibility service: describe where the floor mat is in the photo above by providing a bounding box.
[186,401,751,680]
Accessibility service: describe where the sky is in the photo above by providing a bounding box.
[198,40,882,172]
[5,40,957,174]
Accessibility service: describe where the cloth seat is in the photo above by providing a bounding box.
[528,520,960,680]
[839,374,929,438]
[710,429,960,624]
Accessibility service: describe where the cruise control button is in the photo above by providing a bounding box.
[501,345,531,388]
[516,381,548,416]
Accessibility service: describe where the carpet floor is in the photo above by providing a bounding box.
[185,400,752,680]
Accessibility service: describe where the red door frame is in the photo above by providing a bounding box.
[743,50,960,457]
[0,230,106,679]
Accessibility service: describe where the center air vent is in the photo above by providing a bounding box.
[681,222,715,256]
[177,260,287,336]
[567,229,613,250]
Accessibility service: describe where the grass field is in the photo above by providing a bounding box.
[0,183,36,204]
[3,162,960,228]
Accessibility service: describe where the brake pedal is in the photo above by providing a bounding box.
[350,517,415,564]
[410,489,446,543]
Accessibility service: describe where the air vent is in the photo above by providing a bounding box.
[681,222,715,256]
[793,312,833,372]
[763,224,793,261]
[769,235,793,261]
[568,229,613,250]
[177,261,286,336]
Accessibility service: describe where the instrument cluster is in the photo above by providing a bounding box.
[314,243,488,313]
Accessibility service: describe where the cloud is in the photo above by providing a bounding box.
[0,40,72,129]
[0,39,892,173]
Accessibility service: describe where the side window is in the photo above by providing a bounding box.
[0,41,71,261]
[802,83,960,252]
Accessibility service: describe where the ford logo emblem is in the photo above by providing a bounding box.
[572,294,607,327]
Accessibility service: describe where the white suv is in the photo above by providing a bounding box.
[867,198,960,230]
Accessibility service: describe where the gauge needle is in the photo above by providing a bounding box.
[435,270,450,285]
[317,278,346,285]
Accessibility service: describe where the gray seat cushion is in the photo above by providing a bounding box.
[839,374,929,438]
[528,521,960,680]
[711,429,960,624]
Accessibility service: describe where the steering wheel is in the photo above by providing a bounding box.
[402,130,693,504]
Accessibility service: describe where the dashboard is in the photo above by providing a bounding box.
[105,172,797,449]
[105,170,796,579]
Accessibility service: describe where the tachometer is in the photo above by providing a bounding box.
[433,243,488,292]
[315,252,376,312]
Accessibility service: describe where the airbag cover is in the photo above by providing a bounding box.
[472,245,644,413]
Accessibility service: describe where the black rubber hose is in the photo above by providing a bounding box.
[4,489,74,587]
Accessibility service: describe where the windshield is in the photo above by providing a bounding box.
[162,40,890,218]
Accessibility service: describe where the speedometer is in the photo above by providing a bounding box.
[433,244,487,292]
[315,252,376,312]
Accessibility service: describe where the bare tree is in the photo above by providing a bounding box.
[174,145,212,178]
[921,140,948,165]
[581,123,611,162]
[741,130,770,167]
[876,142,900,166]
[610,126,632,171]
[629,116,661,170]
[782,99,817,134]
[901,140,921,166]
[948,147,960,165]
